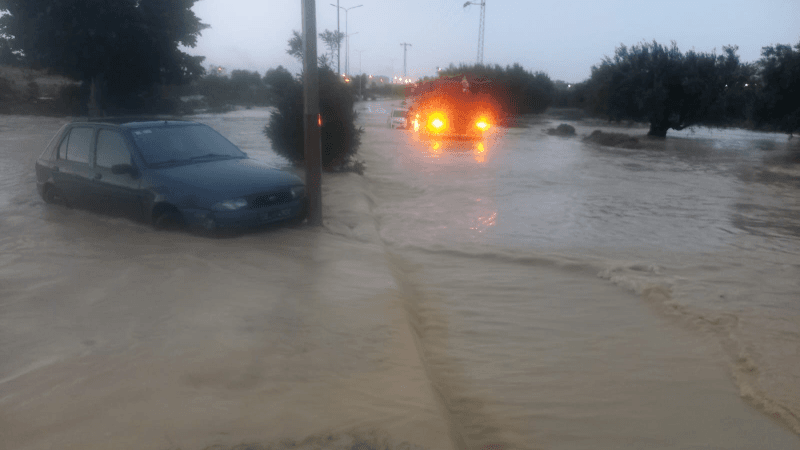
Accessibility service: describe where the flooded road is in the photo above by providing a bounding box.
[1,105,799,449]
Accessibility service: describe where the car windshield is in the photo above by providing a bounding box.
[393,110,407,118]
[130,124,246,167]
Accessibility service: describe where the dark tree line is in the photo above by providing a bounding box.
[559,40,800,136]
[438,63,554,115]
[0,0,208,111]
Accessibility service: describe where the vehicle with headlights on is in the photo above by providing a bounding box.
[35,118,307,233]
[408,76,499,145]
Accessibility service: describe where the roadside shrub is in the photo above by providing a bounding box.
[583,130,641,149]
[264,66,364,170]
[547,123,576,136]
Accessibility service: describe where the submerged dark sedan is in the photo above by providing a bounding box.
[35,119,307,233]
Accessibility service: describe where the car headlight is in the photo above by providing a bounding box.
[212,198,248,211]
[291,186,306,199]
[427,111,448,133]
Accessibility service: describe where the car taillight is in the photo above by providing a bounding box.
[475,117,491,131]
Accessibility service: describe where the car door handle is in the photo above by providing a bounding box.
[94,173,102,180]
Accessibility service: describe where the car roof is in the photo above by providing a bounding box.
[72,117,198,128]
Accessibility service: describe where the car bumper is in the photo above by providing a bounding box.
[181,198,308,232]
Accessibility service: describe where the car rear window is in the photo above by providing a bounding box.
[129,124,245,166]
[392,110,407,118]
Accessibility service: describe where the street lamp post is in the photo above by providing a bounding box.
[331,3,362,76]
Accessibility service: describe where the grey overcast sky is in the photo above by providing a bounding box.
[187,0,800,82]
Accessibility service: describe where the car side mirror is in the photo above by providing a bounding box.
[111,163,137,176]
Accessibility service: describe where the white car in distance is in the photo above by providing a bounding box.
[387,109,408,129]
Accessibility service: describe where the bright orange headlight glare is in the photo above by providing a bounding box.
[426,112,448,133]
[475,118,490,131]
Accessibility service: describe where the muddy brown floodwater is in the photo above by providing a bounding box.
[1,105,799,450]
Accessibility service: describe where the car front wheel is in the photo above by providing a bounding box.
[153,207,186,231]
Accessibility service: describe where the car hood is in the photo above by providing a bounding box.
[145,158,302,207]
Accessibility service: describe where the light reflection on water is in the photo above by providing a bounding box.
[389,118,800,253]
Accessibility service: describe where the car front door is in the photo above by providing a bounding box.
[52,126,94,208]
[88,128,145,221]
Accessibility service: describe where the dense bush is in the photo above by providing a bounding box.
[263,65,363,169]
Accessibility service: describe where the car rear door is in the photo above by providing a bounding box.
[52,126,95,208]
[88,128,145,221]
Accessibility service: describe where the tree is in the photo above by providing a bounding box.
[264,65,296,96]
[754,41,800,135]
[0,0,208,109]
[589,41,740,137]
[264,33,363,169]
[230,69,265,105]
[287,29,337,69]
[319,29,344,70]
[438,62,554,115]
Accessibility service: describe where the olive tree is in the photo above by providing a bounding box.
[754,41,800,135]
[589,41,740,137]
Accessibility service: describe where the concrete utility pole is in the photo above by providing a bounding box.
[463,1,486,64]
[302,0,322,226]
[400,42,412,77]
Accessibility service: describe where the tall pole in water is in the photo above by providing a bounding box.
[400,42,412,77]
[463,1,486,64]
[302,0,322,225]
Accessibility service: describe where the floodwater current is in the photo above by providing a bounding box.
[1,104,799,449]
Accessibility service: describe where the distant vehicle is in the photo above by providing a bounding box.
[35,119,307,233]
[387,108,409,129]
[408,76,500,142]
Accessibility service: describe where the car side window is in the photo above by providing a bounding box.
[64,127,93,164]
[95,130,131,169]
